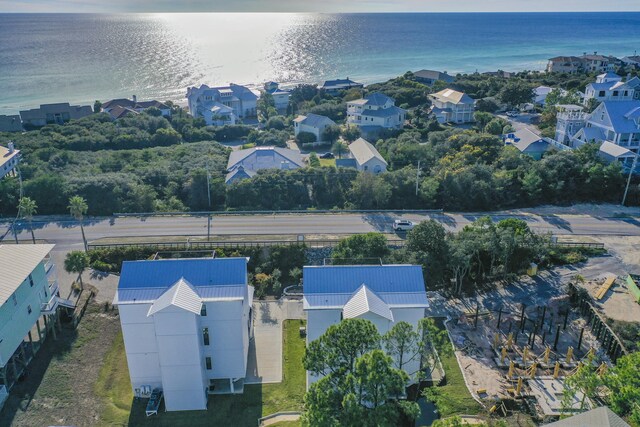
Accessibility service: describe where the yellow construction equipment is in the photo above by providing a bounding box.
[501,347,507,364]
[566,346,574,364]
[553,361,561,379]
[595,276,616,300]
[489,404,498,414]
[477,388,487,395]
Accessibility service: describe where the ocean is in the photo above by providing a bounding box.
[1,12,640,114]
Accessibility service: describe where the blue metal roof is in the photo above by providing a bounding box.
[303,265,425,294]
[118,257,248,290]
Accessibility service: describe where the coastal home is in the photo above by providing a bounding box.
[429,88,475,124]
[583,73,637,105]
[571,100,640,148]
[348,137,388,173]
[19,103,93,128]
[293,113,336,143]
[114,257,254,412]
[504,128,552,160]
[225,146,304,184]
[598,141,636,170]
[621,55,640,68]
[303,264,429,388]
[546,56,584,74]
[186,84,259,126]
[482,70,514,78]
[321,78,363,95]
[0,244,70,409]
[102,96,172,118]
[346,92,406,134]
[546,406,630,427]
[413,69,454,86]
[0,142,20,179]
[554,104,587,145]
[581,53,616,74]
[0,115,23,132]
[263,82,290,111]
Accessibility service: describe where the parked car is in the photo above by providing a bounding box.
[393,219,414,231]
[506,110,519,117]
[320,152,335,159]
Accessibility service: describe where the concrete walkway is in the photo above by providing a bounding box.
[245,299,304,384]
[50,249,119,303]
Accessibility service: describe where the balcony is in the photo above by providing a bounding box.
[48,279,59,297]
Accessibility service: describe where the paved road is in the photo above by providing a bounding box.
[2,211,640,250]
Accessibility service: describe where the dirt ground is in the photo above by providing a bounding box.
[0,303,121,427]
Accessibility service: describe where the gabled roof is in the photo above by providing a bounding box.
[599,101,640,133]
[293,113,335,128]
[430,89,475,105]
[225,165,256,184]
[545,406,630,427]
[303,264,428,310]
[360,105,405,118]
[0,244,54,305]
[626,76,640,89]
[364,92,394,106]
[343,284,394,321]
[147,277,202,316]
[349,137,387,166]
[108,105,139,120]
[505,128,549,153]
[599,141,635,158]
[597,72,621,81]
[227,146,305,171]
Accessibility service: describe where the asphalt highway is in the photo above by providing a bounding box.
[2,211,640,250]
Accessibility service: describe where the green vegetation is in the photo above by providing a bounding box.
[64,250,90,289]
[424,319,482,418]
[95,332,134,426]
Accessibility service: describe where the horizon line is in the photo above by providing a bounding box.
[2,10,640,14]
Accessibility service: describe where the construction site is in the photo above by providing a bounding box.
[443,275,631,424]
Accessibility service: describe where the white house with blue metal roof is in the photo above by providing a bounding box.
[114,257,254,412]
[346,92,406,132]
[303,264,429,388]
[583,73,639,106]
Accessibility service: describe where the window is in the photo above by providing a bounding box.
[203,328,210,346]
[200,304,207,316]
[29,274,34,287]
[599,91,606,97]
[27,305,32,314]
[613,91,619,97]
[11,294,17,306]
[205,357,212,370]
[624,91,629,97]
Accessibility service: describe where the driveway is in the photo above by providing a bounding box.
[245,299,305,384]
[498,112,541,134]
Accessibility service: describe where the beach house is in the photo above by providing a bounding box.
[0,115,23,132]
[321,78,363,95]
[114,257,254,412]
[0,143,20,180]
[225,146,304,184]
[293,113,336,143]
[429,89,475,124]
[583,73,639,105]
[19,103,93,128]
[264,82,291,112]
[303,264,429,388]
[413,69,454,86]
[504,128,553,160]
[102,96,172,118]
[346,92,406,133]
[347,137,388,173]
[186,84,259,126]
[0,244,69,409]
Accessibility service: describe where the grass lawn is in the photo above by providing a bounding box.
[318,158,336,167]
[98,319,307,426]
[428,319,483,418]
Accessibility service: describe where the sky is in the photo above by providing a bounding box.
[2,0,640,13]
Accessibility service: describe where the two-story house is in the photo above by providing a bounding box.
[321,78,363,95]
[264,82,291,112]
[346,92,406,132]
[0,244,69,410]
[429,89,475,124]
[293,113,336,143]
[413,69,454,86]
[19,103,93,128]
[303,264,429,388]
[186,84,259,126]
[114,257,254,412]
[583,73,639,105]
[102,96,172,119]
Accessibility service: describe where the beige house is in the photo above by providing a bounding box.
[429,89,475,124]
[348,137,387,174]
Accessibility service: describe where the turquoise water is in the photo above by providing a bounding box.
[1,12,640,114]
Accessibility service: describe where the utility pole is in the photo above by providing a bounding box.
[621,149,639,206]
[415,160,421,196]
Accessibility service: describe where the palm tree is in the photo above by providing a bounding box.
[64,250,89,291]
[17,197,37,244]
[68,196,89,251]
